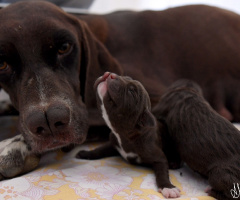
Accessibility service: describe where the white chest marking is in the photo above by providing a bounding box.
[97,87,141,163]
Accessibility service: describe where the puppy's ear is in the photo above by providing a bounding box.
[78,21,123,107]
[128,109,156,140]
[137,109,156,129]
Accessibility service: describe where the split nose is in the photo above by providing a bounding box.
[26,104,70,136]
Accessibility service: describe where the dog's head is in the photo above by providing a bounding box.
[95,72,156,140]
[0,1,122,152]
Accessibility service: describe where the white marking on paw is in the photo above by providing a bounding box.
[159,187,181,198]
[0,135,30,158]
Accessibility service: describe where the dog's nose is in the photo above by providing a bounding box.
[26,104,70,136]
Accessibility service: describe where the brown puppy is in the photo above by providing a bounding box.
[152,79,240,200]
[77,72,180,198]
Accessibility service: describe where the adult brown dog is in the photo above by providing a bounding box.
[0,1,240,178]
[152,79,240,200]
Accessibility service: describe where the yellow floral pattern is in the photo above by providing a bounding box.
[2,116,234,199]
[0,142,215,200]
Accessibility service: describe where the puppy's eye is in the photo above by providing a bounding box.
[0,61,9,71]
[58,43,71,55]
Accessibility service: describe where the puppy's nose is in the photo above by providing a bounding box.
[26,104,70,136]
[110,73,117,79]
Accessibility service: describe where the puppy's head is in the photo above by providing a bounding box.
[95,72,156,140]
[0,1,92,152]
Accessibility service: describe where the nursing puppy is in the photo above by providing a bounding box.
[152,79,240,200]
[76,72,180,198]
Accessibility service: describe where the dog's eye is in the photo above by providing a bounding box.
[58,43,71,55]
[0,61,9,71]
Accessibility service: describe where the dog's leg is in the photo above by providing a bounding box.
[76,141,119,160]
[151,151,181,198]
[156,119,183,169]
[161,131,182,169]
[0,135,40,180]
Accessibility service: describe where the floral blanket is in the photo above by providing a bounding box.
[0,116,226,200]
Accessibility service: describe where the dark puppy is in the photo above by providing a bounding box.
[152,79,240,200]
[77,72,180,198]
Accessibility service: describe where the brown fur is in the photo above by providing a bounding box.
[77,73,180,198]
[0,1,240,178]
[152,79,240,200]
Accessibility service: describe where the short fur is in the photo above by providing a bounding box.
[1,1,240,178]
[152,79,240,200]
[77,72,180,198]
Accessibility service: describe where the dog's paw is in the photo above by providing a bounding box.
[0,135,40,180]
[159,187,181,198]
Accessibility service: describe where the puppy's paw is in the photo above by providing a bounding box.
[159,187,181,198]
[76,150,94,160]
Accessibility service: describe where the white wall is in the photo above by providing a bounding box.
[90,0,240,14]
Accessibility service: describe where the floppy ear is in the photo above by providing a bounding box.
[137,109,156,129]
[78,21,123,108]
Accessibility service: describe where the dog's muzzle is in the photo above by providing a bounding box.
[25,103,70,137]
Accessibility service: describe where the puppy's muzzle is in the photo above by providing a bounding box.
[25,103,70,136]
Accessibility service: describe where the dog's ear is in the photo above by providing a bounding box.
[78,21,123,108]
[137,109,156,129]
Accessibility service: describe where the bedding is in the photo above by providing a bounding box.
[1,116,233,200]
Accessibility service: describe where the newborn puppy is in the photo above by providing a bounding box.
[152,79,240,200]
[76,72,180,198]
[0,135,40,180]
